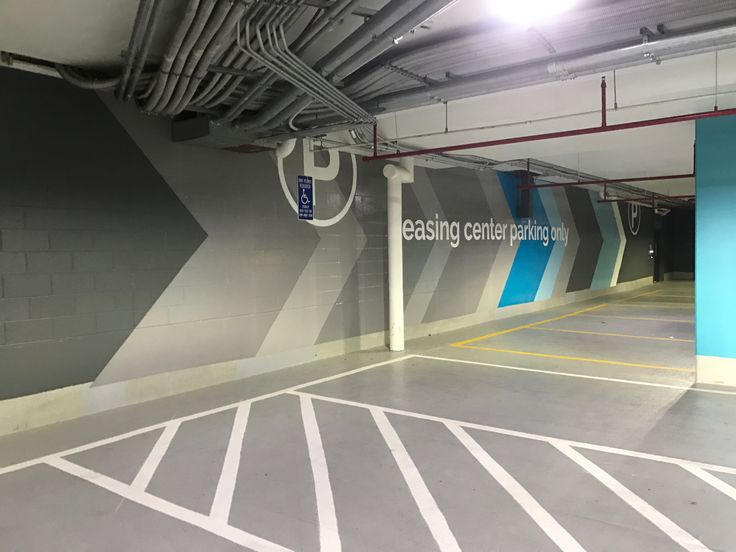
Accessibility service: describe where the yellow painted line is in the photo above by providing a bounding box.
[528,326,695,343]
[622,290,660,301]
[451,344,694,373]
[611,303,694,310]
[578,314,694,324]
[452,303,607,347]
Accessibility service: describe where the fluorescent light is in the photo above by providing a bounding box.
[487,0,577,26]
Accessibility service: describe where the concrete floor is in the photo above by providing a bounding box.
[2,282,736,552]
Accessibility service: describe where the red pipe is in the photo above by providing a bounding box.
[362,107,736,162]
[601,77,607,128]
[520,173,695,190]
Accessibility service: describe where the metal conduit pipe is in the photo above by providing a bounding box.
[55,64,121,90]
[126,0,166,100]
[251,0,457,132]
[220,1,372,126]
[167,0,255,114]
[207,3,300,112]
[118,0,154,99]
[262,21,371,120]
[331,0,462,82]
[297,23,736,126]
[316,0,427,77]
[151,0,217,113]
[547,25,736,77]
[145,0,201,111]
[252,16,355,117]
[291,0,362,53]
[163,0,233,115]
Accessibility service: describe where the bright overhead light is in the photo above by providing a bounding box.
[487,0,577,26]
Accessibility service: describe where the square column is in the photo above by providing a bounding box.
[696,115,736,386]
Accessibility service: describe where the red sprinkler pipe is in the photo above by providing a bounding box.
[520,172,695,190]
[601,77,607,128]
[362,107,736,162]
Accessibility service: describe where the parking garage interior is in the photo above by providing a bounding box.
[0,1,735,550]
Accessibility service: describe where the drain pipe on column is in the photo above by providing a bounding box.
[384,158,414,352]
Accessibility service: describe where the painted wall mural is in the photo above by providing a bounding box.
[0,68,653,400]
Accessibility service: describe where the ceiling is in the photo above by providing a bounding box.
[1,0,735,201]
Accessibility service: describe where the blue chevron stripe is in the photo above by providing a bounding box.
[498,173,554,308]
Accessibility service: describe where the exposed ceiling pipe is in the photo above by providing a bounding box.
[193,3,294,107]
[297,23,736,126]
[55,64,120,90]
[521,173,696,190]
[317,0,428,78]
[162,0,234,115]
[330,0,463,83]
[363,107,736,161]
[144,0,201,112]
[126,0,166,100]
[250,0,459,132]
[208,4,302,114]
[150,0,217,113]
[547,25,736,78]
[166,0,254,114]
[117,0,154,99]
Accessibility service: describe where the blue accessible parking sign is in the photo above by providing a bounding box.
[298,175,314,221]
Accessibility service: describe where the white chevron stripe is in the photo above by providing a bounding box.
[611,203,628,286]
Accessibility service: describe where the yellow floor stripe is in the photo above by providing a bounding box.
[618,290,660,303]
[611,303,694,310]
[451,344,694,373]
[452,303,607,347]
[577,314,694,324]
[528,326,695,343]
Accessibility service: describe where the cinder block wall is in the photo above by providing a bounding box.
[0,67,654,408]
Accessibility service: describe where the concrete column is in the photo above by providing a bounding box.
[383,159,414,352]
[695,115,736,386]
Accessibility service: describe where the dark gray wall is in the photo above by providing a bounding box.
[662,208,695,277]
[0,68,205,399]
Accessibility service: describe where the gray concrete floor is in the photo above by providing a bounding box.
[2,282,735,552]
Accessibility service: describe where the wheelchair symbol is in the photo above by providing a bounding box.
[301,192,310,205]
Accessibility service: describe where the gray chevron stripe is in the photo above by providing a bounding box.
[403,167,453,327]
[552,187,580,297]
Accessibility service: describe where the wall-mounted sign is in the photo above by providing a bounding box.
[298,175,314,221]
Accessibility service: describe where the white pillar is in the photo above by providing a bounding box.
[383,159,414,352]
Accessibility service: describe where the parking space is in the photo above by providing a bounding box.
[2,283,734,552]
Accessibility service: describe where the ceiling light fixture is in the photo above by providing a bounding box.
[487,0,577,26]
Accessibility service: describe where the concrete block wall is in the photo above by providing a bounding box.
[0,67,654,411]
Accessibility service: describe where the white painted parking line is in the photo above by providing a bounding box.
[417,355,736,396]
[0,355,416,478]
[293,392,736,476]
[130,420,181,492]
[46,457,293,552]
[552,443,712,552]
[210,403,251,522]
[300,394,341,552]
[372,409,461,552]
[681,465,736,502]
[447,423,586,552]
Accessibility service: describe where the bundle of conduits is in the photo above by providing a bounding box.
[54,0,461,136]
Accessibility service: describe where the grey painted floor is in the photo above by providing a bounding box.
[2,282,735,552]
